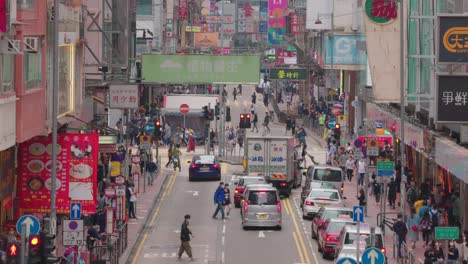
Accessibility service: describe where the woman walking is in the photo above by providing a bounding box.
[223,184,232,218]
[420,211,432,246]
[407,208,420,249]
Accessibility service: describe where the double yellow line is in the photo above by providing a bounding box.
[283,198,319,264]
[130,171,178,264]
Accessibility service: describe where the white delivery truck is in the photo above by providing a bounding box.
[244,136,302,197]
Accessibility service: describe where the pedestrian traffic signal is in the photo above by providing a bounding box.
[239,113,251,129]
[154,120,162,140]
[6,242,20,263]
[225,106,231,122]
[28,235,42,264]
[40,231,60,264]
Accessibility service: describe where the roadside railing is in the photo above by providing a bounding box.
[89,220,128,264]
[393,233,417,264]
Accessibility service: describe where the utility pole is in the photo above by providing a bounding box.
[50,0,60,237]
[399,0,407,219]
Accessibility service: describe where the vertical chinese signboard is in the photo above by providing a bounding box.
[109,84,139,109]
[0,0,6,33]
[179,0,188,19]
[18,133,98,215]
[437,75,468,123]
[268,0,286,45]
[290,13,299,34]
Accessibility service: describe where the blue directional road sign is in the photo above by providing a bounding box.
[362,247,385,264]
[70,202,82,219]
[144,123,155,134]
[328,118,337,129]
[353,206,364,223]
[354,139,363,148]
[16,215,40,236]
[336,257,358,264]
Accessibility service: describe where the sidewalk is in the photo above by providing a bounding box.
[272,96,428,263]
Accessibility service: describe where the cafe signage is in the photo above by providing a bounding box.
[365,0,398,24]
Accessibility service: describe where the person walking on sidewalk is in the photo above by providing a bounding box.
[212,182,226,220]
[165,144,173,168]
[345,155,355,183]
[393,213,408,259]
[146,160,157,186]
[358,188,366,208]
[127,183,137,219]
[424,241,444,264]
[373,180,382,204]
[251,112,259,133]
[178,214,195,261]
[252,92,257,104]
[262,112,271,136]
[357,159,366,187]
[407,208,421,249]
[420,211,433,246]
[388,177,398,209]
[223,184,232,218]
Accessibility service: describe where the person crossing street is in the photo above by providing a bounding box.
[212,182,226,220]
[178,214,195,261]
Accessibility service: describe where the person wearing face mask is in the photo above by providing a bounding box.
[448,240,459,264]
[424,241,444,264]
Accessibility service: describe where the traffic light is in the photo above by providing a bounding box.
[391,123,397,133]
[40,231,60,264]
[225,106,231,122]
[239,113,251,129]
[28,234,41,264]
[334,123,341,141]
[245,113,251,128]
[6,242,20,263]
[154,120,162,140]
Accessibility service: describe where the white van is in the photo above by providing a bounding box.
[304,165,344,195]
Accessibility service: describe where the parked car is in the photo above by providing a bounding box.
[304,165,344,195]
[240,184,282,230]
[311,207,354,239]
[335,245,364,263]
[301,182,337,207]
[336,224,386,260]
[233,176,266,208]
[302,188,345,219]
[188,155,221,181]
[317,217,355,259]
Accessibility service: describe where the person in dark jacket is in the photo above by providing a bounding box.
[251,113,259,133]
[448,240,459,264]
[393,213,408,258]
[212,182,226,219]
[178,214,195,261]
[252,92,257,104]
[358,188,366,207]
[285,116,292,135]
[424,241,444,264]
[388,177,398,209]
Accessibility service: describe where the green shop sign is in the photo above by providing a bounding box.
[269,68,307,80]
[142,54,261,84]
[365,0,398,24]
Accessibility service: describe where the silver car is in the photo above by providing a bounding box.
[302,188,344,219]
[240,185,282,230]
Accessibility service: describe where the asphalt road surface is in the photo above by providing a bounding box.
[128,85,334,264]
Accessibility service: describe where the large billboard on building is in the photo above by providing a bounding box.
[142,54,261,84]
[268,0,286,45]
[325,35,367,65]
[363,0,404,103]
[438,16,468,63]
[194,32,219,47]
[305,0,332,30]
[437,75,468,123]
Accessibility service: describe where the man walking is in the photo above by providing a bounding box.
[263,112,271,135]
[251,112,259,133]
[393,213,408,259]
[178,214,195,261]
[212,182,226,219]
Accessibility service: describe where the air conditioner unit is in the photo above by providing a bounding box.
[0,39,22,54]
[24,37,39,53]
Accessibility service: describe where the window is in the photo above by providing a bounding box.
[248,191,277,205]
[313,169,343,182]
[309,190,339,200]
[17,0,35,10]
[0,54,14,94]
[24,50,42,90]
[137,0,153,16]
[322,209,354,220]
[239,178,264,186]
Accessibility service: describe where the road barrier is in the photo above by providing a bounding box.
[89,220,128,264]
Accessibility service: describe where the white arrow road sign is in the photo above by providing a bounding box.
[367,249,379,264]
[258,231,265,238]
[186,190,199,196]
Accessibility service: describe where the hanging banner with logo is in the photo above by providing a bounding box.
[438,16,468,63]
[437,75,468,123]
[363,0,403,103]
[325,35,367,65]
[268,0,286,45]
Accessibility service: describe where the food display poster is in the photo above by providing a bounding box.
[62,133,98,214]
[18,135,70,214]
[18,133,99,215]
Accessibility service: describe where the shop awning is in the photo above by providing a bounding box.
[435,138,468,184]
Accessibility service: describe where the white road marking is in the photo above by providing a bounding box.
[174,230,180,233]
[143,252,177,258]
[258,231,266,238]
[221,251,225,264]
[222,225,226,234]
[186,190,199,196]
[221,236,225,245]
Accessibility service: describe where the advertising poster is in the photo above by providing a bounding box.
[194,32,219,47]
[62,133,99,214]
[268,0,286,45]
[179,0,188,19]
[438,16,468,63]
[18,133,98,215]
[437,75,468,123]
[18,135,70,214]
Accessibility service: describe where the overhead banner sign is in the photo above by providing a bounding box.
[363,0,404,103]
[269,68,306,80]
[325,35,367,65]
[109,84,139,109]
[142,55,261,84]
[438,16,468,63]
[437,75,468,123]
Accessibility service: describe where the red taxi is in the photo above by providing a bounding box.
[233,176,265,207]
[317,217,355,259]
[311,207,354,239]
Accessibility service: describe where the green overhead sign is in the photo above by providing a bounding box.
[269,68,307,80]
[435,227,459,240]
[142,54,261,84]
